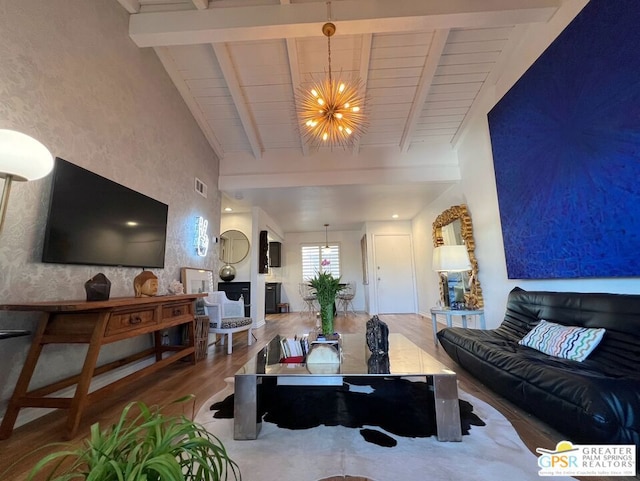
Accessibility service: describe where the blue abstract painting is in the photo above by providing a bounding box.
[488,0,640,279]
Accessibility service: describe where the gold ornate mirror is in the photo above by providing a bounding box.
[433,204,483,308]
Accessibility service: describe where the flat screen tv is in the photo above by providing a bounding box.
[42,158,168,268]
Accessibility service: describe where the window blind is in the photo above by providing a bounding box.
[301,244,341,280]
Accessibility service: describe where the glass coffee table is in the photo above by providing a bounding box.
[233,333,462,442]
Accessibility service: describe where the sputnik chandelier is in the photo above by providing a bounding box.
[297,2,367,149]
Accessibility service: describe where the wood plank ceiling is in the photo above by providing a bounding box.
[115,0,563,231]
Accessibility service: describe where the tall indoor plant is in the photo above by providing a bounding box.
[15,396,240,481]
[309,272,343,336]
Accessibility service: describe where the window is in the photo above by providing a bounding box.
[301,244,341,280]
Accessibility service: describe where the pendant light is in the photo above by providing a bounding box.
[322,223,331,255]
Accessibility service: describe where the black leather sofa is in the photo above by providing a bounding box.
[437,287,640,447]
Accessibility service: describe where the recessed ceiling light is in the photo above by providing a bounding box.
[392,214,399,219]
[224,207,233,212]
[126,221,138,226]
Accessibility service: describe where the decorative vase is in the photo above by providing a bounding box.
[320,303,334,336]
[219,264,236,282]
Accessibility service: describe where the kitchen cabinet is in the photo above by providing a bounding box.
[265,282,281,314]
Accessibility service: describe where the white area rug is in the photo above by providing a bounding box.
[194,379,577,481]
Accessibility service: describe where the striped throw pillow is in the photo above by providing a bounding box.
[518,319,606,362]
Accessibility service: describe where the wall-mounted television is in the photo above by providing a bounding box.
[42,158,168,268]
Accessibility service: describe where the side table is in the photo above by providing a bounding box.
[430,308,485,346]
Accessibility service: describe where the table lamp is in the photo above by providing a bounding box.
[432,245,472,309]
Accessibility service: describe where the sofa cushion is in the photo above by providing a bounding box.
[519,319,606,362]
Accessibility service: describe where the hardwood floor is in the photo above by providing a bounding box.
[0,312,630,481]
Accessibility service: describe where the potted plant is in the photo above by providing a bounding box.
[309,272,343,336]
[13,395,240,481]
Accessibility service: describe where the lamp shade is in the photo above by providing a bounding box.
[0,129,54,181]
[432,245,471,272]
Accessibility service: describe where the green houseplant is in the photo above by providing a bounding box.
[309,272,343,335]
[17,396,240,481]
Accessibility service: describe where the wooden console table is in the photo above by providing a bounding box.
[0,294,204,439]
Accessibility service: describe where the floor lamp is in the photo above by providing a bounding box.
[0,130,53,233]
[432,245,472,309]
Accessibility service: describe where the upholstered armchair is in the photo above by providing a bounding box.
[203,291,253,354]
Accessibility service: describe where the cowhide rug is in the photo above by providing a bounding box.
[208,377,483,446]
[194,377,578,481]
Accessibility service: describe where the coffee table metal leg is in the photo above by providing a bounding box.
[431,313,439,346]
[234,374,261,440]
[433,374,462,441]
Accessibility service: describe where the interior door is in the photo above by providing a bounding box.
[374,234,416,314]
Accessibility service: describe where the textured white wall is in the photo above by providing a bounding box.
[0,0,220,423]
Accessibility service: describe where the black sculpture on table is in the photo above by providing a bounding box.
[366,315,389,355]
[84,273,111,301]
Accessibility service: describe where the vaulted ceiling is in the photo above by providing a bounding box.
[116,0,566,232]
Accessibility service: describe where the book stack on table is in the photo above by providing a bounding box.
[279,334,309,363]
[279,332,342,364]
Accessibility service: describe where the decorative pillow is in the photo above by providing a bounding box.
[518,319,606,362]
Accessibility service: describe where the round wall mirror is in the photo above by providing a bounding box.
[219,230,250,264]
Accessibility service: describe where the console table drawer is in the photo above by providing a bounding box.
[106,309,156,335]
[162,302,191,323]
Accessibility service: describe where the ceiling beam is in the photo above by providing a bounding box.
[281,0,308,155]
[451,24,528,148]
[211,43,263,160]
[400,29,449,153]
[153,47,224,160]
[351,33,372,156]
[219,164,461,191]
[285,38,310,157]
[116,0,140,14]
[192,0,208,10]
[129,0,559,47]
